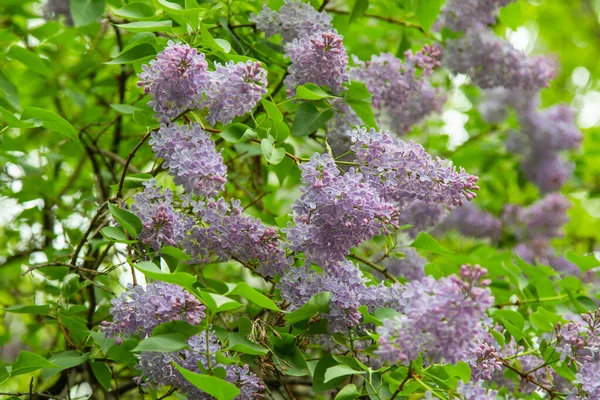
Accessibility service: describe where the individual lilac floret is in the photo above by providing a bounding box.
[444,30,556,91]
[398,200,446,238]
[185,197,287,277]
[436,202,503,241]
[101,283,205,345]
[436,0,516,33]
[383,249,427,281]
[284,153,398,264]
[284,31,349,96]
[138,41,209,121]
[131,180,193,251]
[376,265,493,364]
[348,127,479,208]
[150,123,226,198]
[203,60,268,125]
[136,330,264,399]
[350,47,445,135]
[455,380,499,400]
[250,0,333,43]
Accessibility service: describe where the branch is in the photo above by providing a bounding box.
[325,8,431,37]
[347,253,399,283]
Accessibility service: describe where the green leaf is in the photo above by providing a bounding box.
[313,355,345,392]
[89,362,112,391]
[416,0,442,31]
[110,104,142,114]
[21,107,81,147]
[0,70,20,110]
[349,0,369,24]
[566,250,600,273]
[114,2,155,19]
[199,291,242,313]
[295,84,334,101]
[346,81,377,128]
[160,246,192,260]
[495,309,525,340]
[152,321,205,338]
[100,226,135,244]
[530,307,562,332]
[261,99,283,122]
[70,0,106,27]
[107,203,143,237]
[324,365,366,383]
[10,351,58,377]
[42,351,89,381]
[410,232,450,254]
[7,47,53,76]
[291,103,334,137]
[261,139,286,165]
[116,21,173,33]
[2,304,50,315]
[173,363,240,400]
[214,38,232,53]
[220,123,256,143]
[132,333,188,352]
[122,173,153,189]
[0,106,34,128]
[229,282,281,311]
[106,43,156,64]
[285,292,331,324]
[335,384,361,400]
[134,261,197,292]
[228,332,269,355]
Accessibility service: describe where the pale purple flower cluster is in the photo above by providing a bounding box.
[383,249,427,281]
[131,180,193,251]
[398,200,446,238]
[349,127,479,207]
[437,0,515,33]
[203,61,268,125]
[350,47,445,135]
[569,362,600,399]
[556,309,600,363]
[138,41,209,121]
[436,202,503,241]
[185,197,287,277]
[136,330,264,399]
[284,31,349,95]
[376,265,493,364]
[139,43,267,123]
[444,30,556,91]
[455,381,498,400]
[470,342,503,381]
[250,0,333,43]
[150,123,227,198]
[285,153,398,264]
[101,283,205,344]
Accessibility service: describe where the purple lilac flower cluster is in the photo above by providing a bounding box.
[185,197,288,277]
[568,362,600,400]
[349,46,445,135]
[136,331,264,399]
[454,381,498,400]
[131,180,193,251]
[469,341,503,381]
[285,153,398,264]
[150,123,227,198]
[436,202,503,242]
[397,200,447,238]
[436,0,515,33]
[349,127,479,207]
[284,31,349,96]
[383,249,427,281]
[555,309,600,363]
[376,265,493,364]
[101,283,205,345]
[250,0,333,43]
[139,42,267,123]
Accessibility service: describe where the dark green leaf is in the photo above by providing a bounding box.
[89,362,112,391]
[10,351,58,377]
[349,0,369,24]
[70,0,106,27]
[335,383,361,400]
[173,363,240,400]
[106,43,156,64]
[134,261,197,292]
[228,333,269,355]
[21,107,81,147]
[285,292,331,324]
[2,304,50,315]
[132,333,188,352]
[107,203,143,237]
[291,103,334,137]
[220,123,256,143]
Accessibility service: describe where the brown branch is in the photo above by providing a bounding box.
[325,8,431,37]
[347,253,399,283]
[390,363,413,400]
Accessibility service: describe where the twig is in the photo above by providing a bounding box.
[390,363,412,400]
[325,8,431,37]
[347,253,399,283]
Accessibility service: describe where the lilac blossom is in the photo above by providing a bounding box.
[250,0,333,43]
[348,127,479,208]
[505,193,570,241]
[436,202,503,241]
[556,309,600,363]
[136,330,264,399]
[398,200,446,238]
[444,30,556,91]
[131,180,193,251]
[436,0,516,33]
[455,380,499,400]
[521,152,573,193]
[284,31,349,96]
[383,249,427,281]
[150,123,227,197]
[138,41,209,121]
[376,265,493,364]
[204,60,268,125]
[470,342,503,381]
[101,283,205,344]
[285,153,398,264]
[185,197,287,277]
[520,105,582,152]
[570,362,600,399]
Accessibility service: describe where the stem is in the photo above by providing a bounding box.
[325,8,431,37]
[494,294,570,308]
[390,362,412,400]
[347,253,399,283]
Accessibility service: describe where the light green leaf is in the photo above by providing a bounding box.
[70,0,106,27]
[349,0,369,24]
[110,104,142,114]
[335,383,361,400]
[228,332,269,355]
[42,351,89,381]
[10,351,58,377]
[116,21,173,33]
[416,0,442,31]
[173,363,240,400]
[229,282,281,311]
[100,226,136,244]
[199,291,242,313]
[0,107,34,128]
[410,232,450,254]
[132,333,188,352]
[21,107,81,147]
[295,83,334,101]
[324,365,366,383]
[134,261,197,292]
[7,46,53,76]
[0,70,20,110]
[2,304,50,315]
[107,203,143,237]
[106,43,156,64]
[261,99,283,122]
[566,251,600,273]
[261,139,286,165]
[114,2,155,19]
[285,292,331,324]
[500,1,521,29]
[160,246,192,260]
[220,123,256,143]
